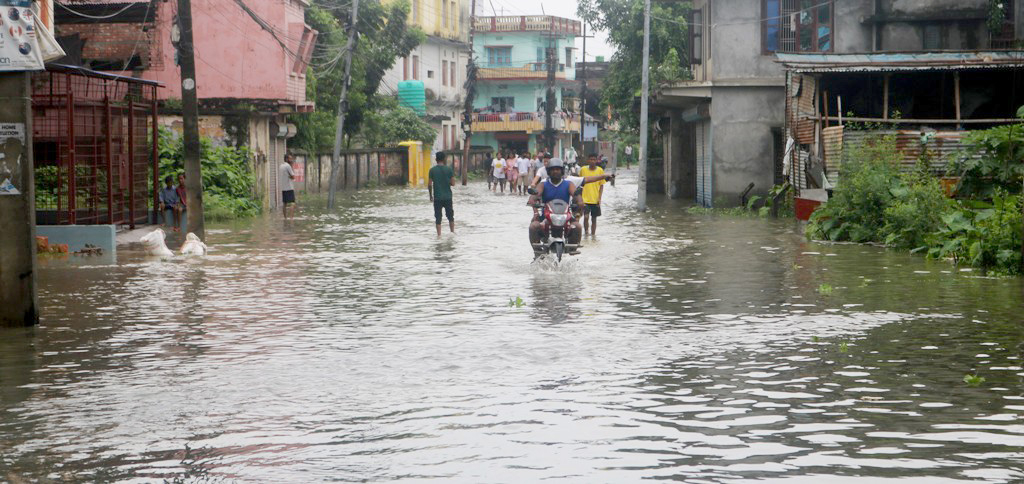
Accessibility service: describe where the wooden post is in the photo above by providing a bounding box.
[823,90,830,128]
[954,71,962,130]
[883,74,890,120]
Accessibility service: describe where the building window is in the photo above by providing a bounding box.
[451,124,457,149]
[451,1,457,30]
[486,46,512,66]
[403,57,409,80]
[491,96,514,112]
[412,0,419,22]
[690,9,703,64]
[922,24,943,50]
[443,125,449,149]
[450,61,457,88]
[427,70,434,79]
[442,0,448,28]
[565,47,573,68]
[442,60,448,86]
[763,0,833,54]
[413,55,420,80]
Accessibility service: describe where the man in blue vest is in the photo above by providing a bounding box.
[528,158,582,248]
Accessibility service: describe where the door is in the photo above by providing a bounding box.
[695,120,712,207]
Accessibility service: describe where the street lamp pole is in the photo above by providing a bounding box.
[637,0,651,211]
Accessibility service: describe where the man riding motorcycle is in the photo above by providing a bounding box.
[528,158,583,253]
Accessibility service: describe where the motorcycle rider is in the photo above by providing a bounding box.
[528,158,583,250]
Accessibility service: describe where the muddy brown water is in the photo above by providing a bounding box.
[2,170,1023,482]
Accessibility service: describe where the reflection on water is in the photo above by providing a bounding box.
[2,171,1023,482]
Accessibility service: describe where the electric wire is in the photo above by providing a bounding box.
[55,1,136,20]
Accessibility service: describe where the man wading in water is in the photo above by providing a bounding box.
[428,151,456,236]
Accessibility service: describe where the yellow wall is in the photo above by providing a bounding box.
[386,0,466,41]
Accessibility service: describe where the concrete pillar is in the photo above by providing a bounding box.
[0,73,39,327]
[663,111,693,199]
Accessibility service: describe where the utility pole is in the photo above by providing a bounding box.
[637,0,651,211]
[579,21,586,153]
[460,0,478,185]
[327,0,360,209]
[544,47,557,154]
[0,72,38,327]
[176,0,205,238]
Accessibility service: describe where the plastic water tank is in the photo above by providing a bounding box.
[397,80,426,116]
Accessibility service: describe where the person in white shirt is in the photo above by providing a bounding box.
[528,153,541,183]
[492,154,507,193]
[516,153,531,195]
[279,154,297,219]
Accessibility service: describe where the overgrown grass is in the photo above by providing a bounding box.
[807,135,1023,275]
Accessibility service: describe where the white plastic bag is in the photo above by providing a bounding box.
[180,233,208,256]
[140,229,174,257]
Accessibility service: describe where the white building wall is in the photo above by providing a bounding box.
[380,36,470,154]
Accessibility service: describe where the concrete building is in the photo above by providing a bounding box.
[55,0,317,210]
[653,0,1024,207]
[469,15,582,155]
[380,0,471,153]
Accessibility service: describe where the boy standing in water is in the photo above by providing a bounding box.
[580,153,606,236]
[428,151,456,236]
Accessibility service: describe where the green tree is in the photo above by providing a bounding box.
[577,0,691,132]
[362,99,436,147]
[291,0,425,154]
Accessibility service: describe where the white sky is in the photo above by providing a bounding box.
[473,0,616,61]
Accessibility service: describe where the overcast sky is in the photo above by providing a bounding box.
[473,0,616,61]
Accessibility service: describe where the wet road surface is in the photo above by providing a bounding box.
[2,170,1024,482]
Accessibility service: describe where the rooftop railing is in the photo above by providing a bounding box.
[473,15,581,35]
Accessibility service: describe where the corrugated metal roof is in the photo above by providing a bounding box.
[775,52,1024,73]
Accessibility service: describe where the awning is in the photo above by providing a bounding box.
[775,52,1024,73]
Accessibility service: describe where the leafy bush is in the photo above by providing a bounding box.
[952,108,1024,199]
[807,136,903,242]
[926,190,1022,275]
[807,134,1023,275]
[157,128,261,220]
[880,173,955,250]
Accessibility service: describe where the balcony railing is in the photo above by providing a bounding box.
[473,16,581,35]
[478,62,568,80]
[470,112,581,133]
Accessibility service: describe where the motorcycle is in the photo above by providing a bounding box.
[527,187,582,262]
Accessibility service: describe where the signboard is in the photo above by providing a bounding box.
[0,122,26,195]
[293,158,305,183]
[0,0,44,71]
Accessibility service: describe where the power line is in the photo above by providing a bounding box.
[56,1,136,20]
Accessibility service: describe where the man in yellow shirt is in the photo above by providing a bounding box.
[579,153,606,236]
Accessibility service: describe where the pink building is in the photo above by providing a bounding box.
[55,0,317,209]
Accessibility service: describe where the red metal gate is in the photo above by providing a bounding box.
[32,65,160,227]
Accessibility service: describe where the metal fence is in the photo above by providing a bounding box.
[32,65,159,227]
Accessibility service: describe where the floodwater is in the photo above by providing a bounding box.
[3,170,1024,483]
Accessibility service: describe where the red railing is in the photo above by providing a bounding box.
[32,66,160,227]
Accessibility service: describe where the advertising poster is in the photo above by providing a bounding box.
[0,122,25,195]
[0,0,44,71]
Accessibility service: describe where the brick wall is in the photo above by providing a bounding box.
[57,21,160,70]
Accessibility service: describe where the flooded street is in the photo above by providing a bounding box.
[3,170,1024,482]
